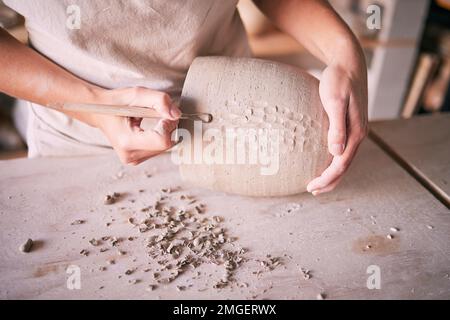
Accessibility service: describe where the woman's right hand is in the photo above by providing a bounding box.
[91,87,181,166]
[0,29,181,165]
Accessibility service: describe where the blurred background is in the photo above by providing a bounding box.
[0,0,449,159]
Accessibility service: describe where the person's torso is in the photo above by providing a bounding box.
[4,0,251,156]
[4,0,250,94]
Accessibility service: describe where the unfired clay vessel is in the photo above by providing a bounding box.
[178,57,331,197]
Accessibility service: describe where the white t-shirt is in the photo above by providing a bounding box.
[4,0,251,157]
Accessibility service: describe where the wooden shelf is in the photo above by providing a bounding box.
[248,31,417,58]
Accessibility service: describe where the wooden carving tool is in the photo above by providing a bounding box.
[47,102,213,123]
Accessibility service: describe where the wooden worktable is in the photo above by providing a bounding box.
[371,114,450,207]
[0,139,449,299]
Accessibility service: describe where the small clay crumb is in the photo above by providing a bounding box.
[365,245,372,250]
[89,238,101,246]
[110,237,120,247]
[146,284,157,292]
[125,269,135,275]
[104,192,121,205]
[19,239,33,253]
[316,293,326,300]
[301,268,312,280]
[104,195,115,205]
[390,227,400,232]
[427,225,434,230]
[99,286,104,290]
[386,234,394,240]
[176,285,186,292]
[129,279,140,284]
[80,249,89,256]
[99,266,107,271]
[71,220,85,225]
[195,206,204,214]
[107,259,115,265]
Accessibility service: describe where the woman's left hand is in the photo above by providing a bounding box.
[307,59,368,195]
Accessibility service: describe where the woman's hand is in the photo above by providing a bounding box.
[253,0,369,195]
[306,59,368,195]
[91,87,181,166]
[0,28,180,166]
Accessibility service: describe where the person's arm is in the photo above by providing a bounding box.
[253,0,368,195]
[0,27,181,165]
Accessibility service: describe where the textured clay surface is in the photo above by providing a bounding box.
[178,57,331,197]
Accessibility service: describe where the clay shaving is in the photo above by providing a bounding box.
[74,185,314,297]
[72,187,296,293]
[19,238,33,253]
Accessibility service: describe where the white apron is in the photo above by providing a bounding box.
[4,0,251,157]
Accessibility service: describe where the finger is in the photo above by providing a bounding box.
[307,155,348,192]
[311,176,343,196]
[307,91,367,193]
[126,151,157,166]
[129,121,179,163]
[130,88,181,120]
[119,136,173,165]
[319,68,351,156]
[307,132,361,192]
[132,133,181,164]
[326,97,348,156]
[154,118,178,136]
[150,93,181,121]
[127,119,178,152]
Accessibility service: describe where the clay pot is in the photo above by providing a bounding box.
[177,57,331,197]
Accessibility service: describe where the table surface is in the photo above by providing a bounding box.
[0,139,449,300]
[371,114,450,207]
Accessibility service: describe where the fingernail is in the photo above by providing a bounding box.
[331,143,344,155]
[312,190,320,196]
[170,106,181,119]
